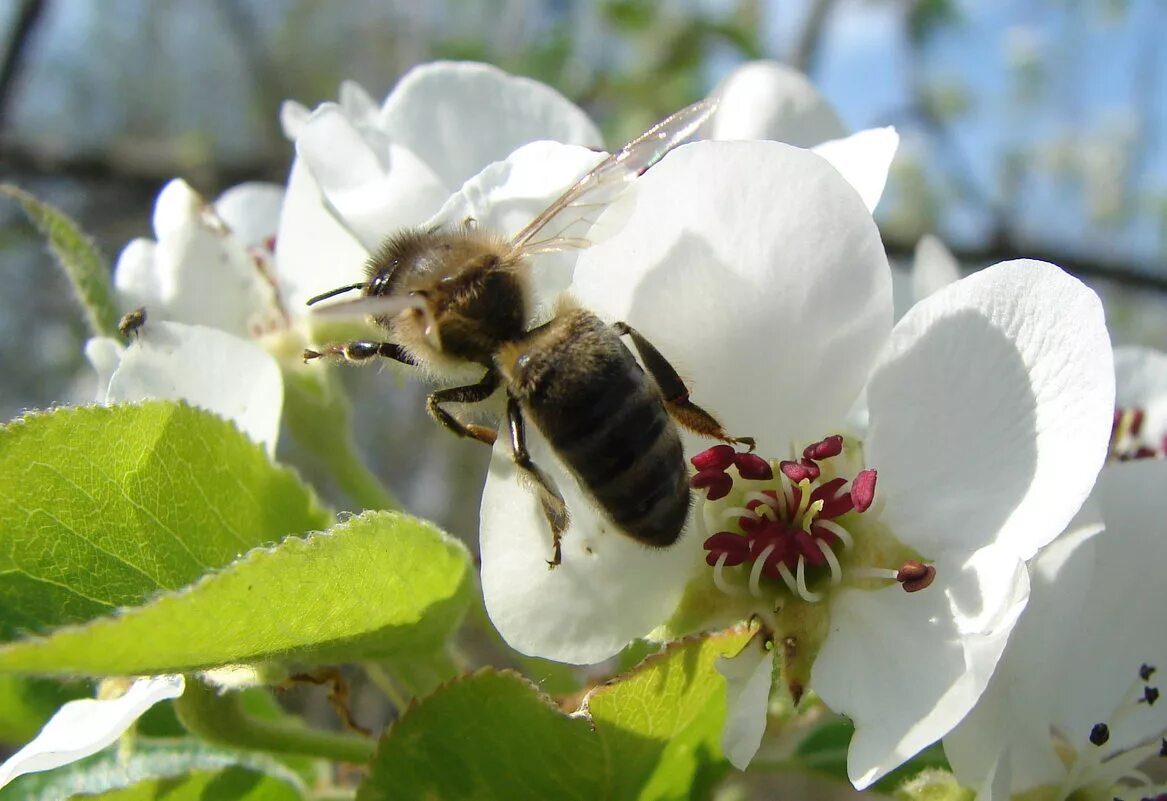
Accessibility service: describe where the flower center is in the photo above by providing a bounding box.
[1111,408,1167,462]
[1054,663,1165,801]
[690,434,934,604]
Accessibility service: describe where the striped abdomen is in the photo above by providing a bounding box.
[504,309,690,546]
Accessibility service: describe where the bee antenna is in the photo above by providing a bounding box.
[306,282,366,306]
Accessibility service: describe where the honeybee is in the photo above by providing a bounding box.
[305,99,752,566]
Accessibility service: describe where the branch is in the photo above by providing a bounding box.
[0,137,287,192]
[0,0,48,128]
[790,0,837,73]
[881,229,1167,294]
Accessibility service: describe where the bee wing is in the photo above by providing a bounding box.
[507,98,717,258]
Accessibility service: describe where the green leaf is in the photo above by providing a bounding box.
[0,511,472,674]
[358,670,601,801]
[3,739,306,801]
[584,628,753,801]
[0,183,121,339]
[358,628,752,801]
[0,402,332,644]
[0,675,89,744]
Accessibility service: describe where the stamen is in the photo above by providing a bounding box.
[743,491,779,513]
[750,544,776,598]
[817,540,842,585]
[733,452,773,480]
[1142,686,1160,706]
[896,560,936,592]
[795,557,822,602]
[851,469,878,512]
[692,445,735,471]
[1090,723,1111,746]
[1139,664,1156,682]
[720,506,758,523]
[692,469,732,500]
[712,553,746,596]
[850,567,900,581]
[794,479,813,521]
[776,475,794,517]
[776,562,799,596]
[803,434,843,461]
[814,519,854,550]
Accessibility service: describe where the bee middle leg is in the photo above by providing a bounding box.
[506,396,569,568]
[426,369,501,446]
[614,321,755,450]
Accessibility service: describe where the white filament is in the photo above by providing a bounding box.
[795,557,822,602]
[818,540,842,585]
[749,544,775,598]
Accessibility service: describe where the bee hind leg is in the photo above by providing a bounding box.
[426,370,501,446]
[506,396,569,568]
[613,322,754,450]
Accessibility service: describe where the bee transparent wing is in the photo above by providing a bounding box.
[507,98,717,258]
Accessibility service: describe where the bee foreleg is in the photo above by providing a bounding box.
[506,396,569,568]
[303,341,416,365]
[426,370,501,446]
[613,321,755,450]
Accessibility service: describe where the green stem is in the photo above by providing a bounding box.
[320,435,400,511]
[175,679,376,764]
[281,363,400,512]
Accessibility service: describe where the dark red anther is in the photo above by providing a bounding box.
[733,452,773,480]
[1142,686,1160,706]
[691,444,735,472]
[896,560,935,592]
[1160,737,1167,757]
[780,459,819,482]
[263,235,277,253]
[794,530,826,566]
[1089,722,1110,746]
[1141,664,1157,681]
[1112,409,1123,435]
[1131,408,1145,436]
[704,532,751,566]
[851,469,877,512]
[692,469,732,501]
[803,434,844,461]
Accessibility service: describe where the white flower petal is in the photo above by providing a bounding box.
[716,637,775,770]
[295,103,448,252]
[152,179,201,239]
[911,234,961,301]
[113,238,162,311]
[814,546,1030,789]
[106,322,283,455]
[280,99,310,140]
[0,675,184,789]
[571,140,892,455]
[274,158,370,315]
[810,127,899,213]
[116,184,278,339]
[337,79,379,125]
[427,141,606,311]
[84,337,125,402]
[214,182,284,251]
[706,60,848,147]
[866,260,1114,560]
[944,508,1103,794]
[378,61,602,193]
[479,427,701,664]
[1056,459,1167,756]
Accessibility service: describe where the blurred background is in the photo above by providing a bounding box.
[2,0,1166,541]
